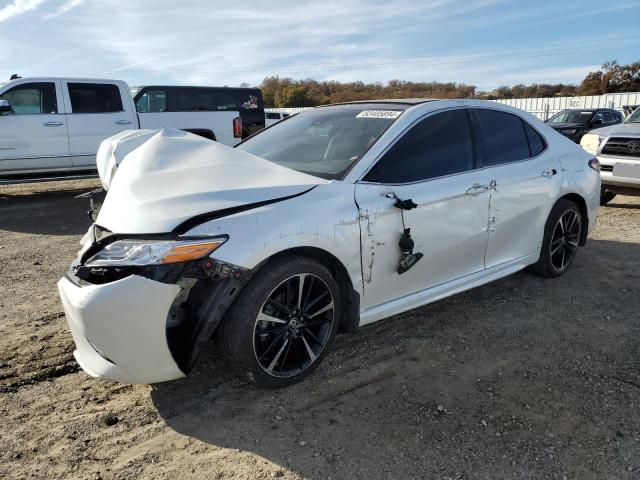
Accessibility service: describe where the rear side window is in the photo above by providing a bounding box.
[0,82,57,114]
[474,109,531,166]
[177,89,217,111]
[68,83,123,113]
[365,109,475,183]
[524,122,546,156]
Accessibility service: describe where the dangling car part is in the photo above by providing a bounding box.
[59,100,600,388]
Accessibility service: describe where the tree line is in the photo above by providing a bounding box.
[257,60,640,107]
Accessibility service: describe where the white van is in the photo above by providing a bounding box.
[0,77,263,177]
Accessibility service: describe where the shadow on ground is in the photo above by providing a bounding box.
[0,187,103,236]
[151,239,640,479]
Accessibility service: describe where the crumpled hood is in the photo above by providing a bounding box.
[96,128,327,234]
[591,123,640,138]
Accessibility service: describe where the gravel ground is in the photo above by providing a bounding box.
[0,179,639,480]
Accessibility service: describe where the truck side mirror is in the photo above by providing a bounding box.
[591,118,603,125]
[0,99,11,115]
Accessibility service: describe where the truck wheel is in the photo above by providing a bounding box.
[218,255,341,388]
[600,189,617,206]
[529,199,583,278]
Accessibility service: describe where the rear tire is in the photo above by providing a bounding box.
[218,255,341,388]
[529,199,583,278]
[600,189,617,206]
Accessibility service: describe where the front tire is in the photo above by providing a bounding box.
[529,199,583,278]
[600,188,617,206]
[218,255,341,388]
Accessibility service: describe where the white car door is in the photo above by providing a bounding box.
[471,108,563,268]
[355,108,492,312]
[0,80,71,174]
[62,81,137,168]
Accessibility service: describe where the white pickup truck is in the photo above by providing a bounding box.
[0,77,263,177]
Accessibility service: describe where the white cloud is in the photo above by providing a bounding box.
[42,0,84,20]
[0,0,46,22]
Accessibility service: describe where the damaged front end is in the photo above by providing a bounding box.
[60,227,253,383]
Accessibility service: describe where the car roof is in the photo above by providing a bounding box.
[561,108,613,112]
[321,98,440,108]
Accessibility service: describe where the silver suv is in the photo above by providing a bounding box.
[581,107,640,205]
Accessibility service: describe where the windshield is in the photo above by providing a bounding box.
[235,104,404,179]
[626,108,640,124]
[548,110,594,124]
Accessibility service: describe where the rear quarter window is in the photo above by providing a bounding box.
[524,122,546,157]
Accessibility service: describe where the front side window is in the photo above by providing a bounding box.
[236,105,403,180]
[475,109,531,166]
[364,109,475,183]
[68,83,123,113]
[135,89,167,113]
[0,82,57,114]
[604,111,619,123]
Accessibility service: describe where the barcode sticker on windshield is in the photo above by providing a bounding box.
[356,110,402,119]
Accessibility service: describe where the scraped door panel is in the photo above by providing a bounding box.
[355,172,492,310]
[484,155,562,268]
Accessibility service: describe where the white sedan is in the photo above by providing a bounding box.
[58,99,600,388]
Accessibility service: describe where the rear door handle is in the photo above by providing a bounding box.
[541,169,557,178]
[115,120,132,125]
[465,183,490,195]
[43,121,64,126]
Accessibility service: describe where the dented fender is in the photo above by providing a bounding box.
[183,182,364,297]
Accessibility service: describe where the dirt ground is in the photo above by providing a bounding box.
[0,179,639,480]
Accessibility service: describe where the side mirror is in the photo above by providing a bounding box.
[0,99,11,115]
[591,118,603,125]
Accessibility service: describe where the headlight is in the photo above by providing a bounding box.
[580,133,602,154]
[85,237,226,267]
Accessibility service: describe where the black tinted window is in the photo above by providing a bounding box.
[175,88,263,112]
[475,109,530,166]
[365,109,474,183]
[604,111,620,123]
[0,82,57,114]
[524,122,546,156]
[177,89,217,111]
[68,83,123,113]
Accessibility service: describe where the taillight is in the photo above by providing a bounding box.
[233,117,243,138]
[588,158,600,171]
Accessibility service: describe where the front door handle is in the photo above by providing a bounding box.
[43,121,64,126]
[115,120,132,125]
[465,183,489,195]
[541,169,558,178]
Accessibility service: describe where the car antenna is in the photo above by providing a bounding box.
[10,74,21,80]
[386,192,423,274]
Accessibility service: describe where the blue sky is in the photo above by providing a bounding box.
[0,0,638,91]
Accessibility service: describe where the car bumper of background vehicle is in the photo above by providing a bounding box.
[57,274,186,384]
[599,155,640,188]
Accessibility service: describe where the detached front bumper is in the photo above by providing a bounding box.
[58,273,185,384]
